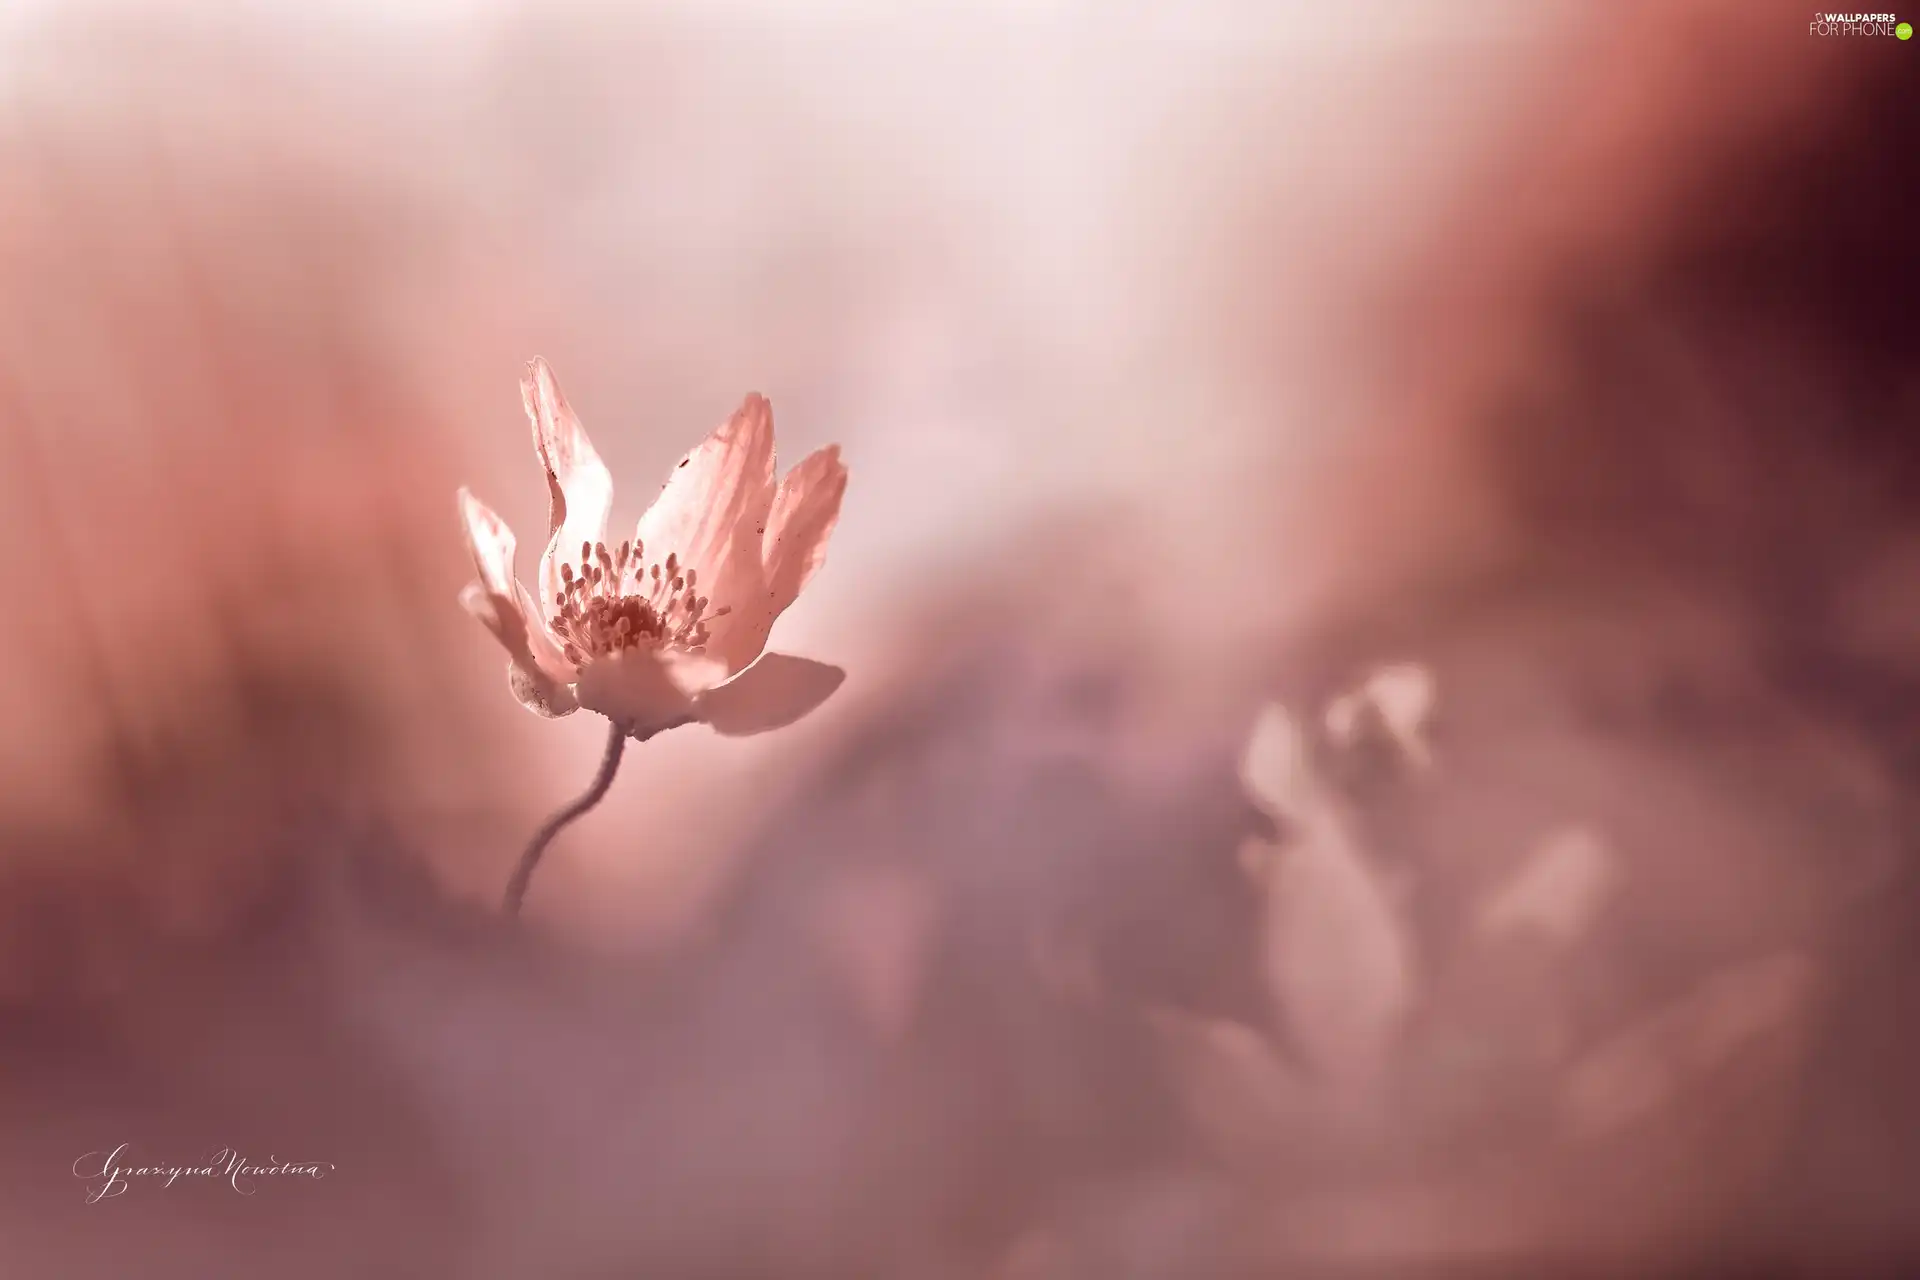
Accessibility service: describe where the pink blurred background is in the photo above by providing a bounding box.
[0,0,1914,1275]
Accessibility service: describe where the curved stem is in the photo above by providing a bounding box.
[503,719,627,916]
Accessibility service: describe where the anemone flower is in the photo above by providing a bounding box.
[1324,662,1436,771]
[458,358,848,913]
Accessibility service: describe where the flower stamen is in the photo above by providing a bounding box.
[548,539,719,665]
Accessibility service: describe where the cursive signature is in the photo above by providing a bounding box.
[72,1144,334,1204]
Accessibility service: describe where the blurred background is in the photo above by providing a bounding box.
[0,0,1915,1275]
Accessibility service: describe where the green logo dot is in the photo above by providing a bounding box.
[1899,20,1914,38]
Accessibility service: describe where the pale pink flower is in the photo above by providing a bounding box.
[457,358,847,740]
[1324,662,1437,771]
[1238,702,1415,1093]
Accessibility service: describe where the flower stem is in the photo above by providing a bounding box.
[503,719,627,916]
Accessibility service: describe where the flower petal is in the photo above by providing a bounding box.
[507,660,579,718]
[458,486,520,599]
[1240,703,1313,822]
[633,392,776,661]
[459,488,576,683]
[1325,662,1437,771]
[513,580,575,684]
[574,650,698,739]
[763,444,848,609]
[659,650,731,698]
[1260,813,1414,1087]
[711,443,848,672]
[522,357,615,616]
[694,653,845,737]
[459,582,579,717]
[1477,825,1616,946]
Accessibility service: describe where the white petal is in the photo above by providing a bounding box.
[1326,663,1437,770]
[714,443,848,673]
[574,650,698,739]
[456,490,576,685]
[763,444,847,606]
[457,487,520,600]
[1259,813,1414,1087]
[522,358,615,617]
[1239,703,1314,822]
[634,392,776,669]
[1477,825,1616,945]
[659,650,730,698]
[513,579,575,684]
[693,652,845,737]
[459,582,578,717]
[507,660,579,718]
